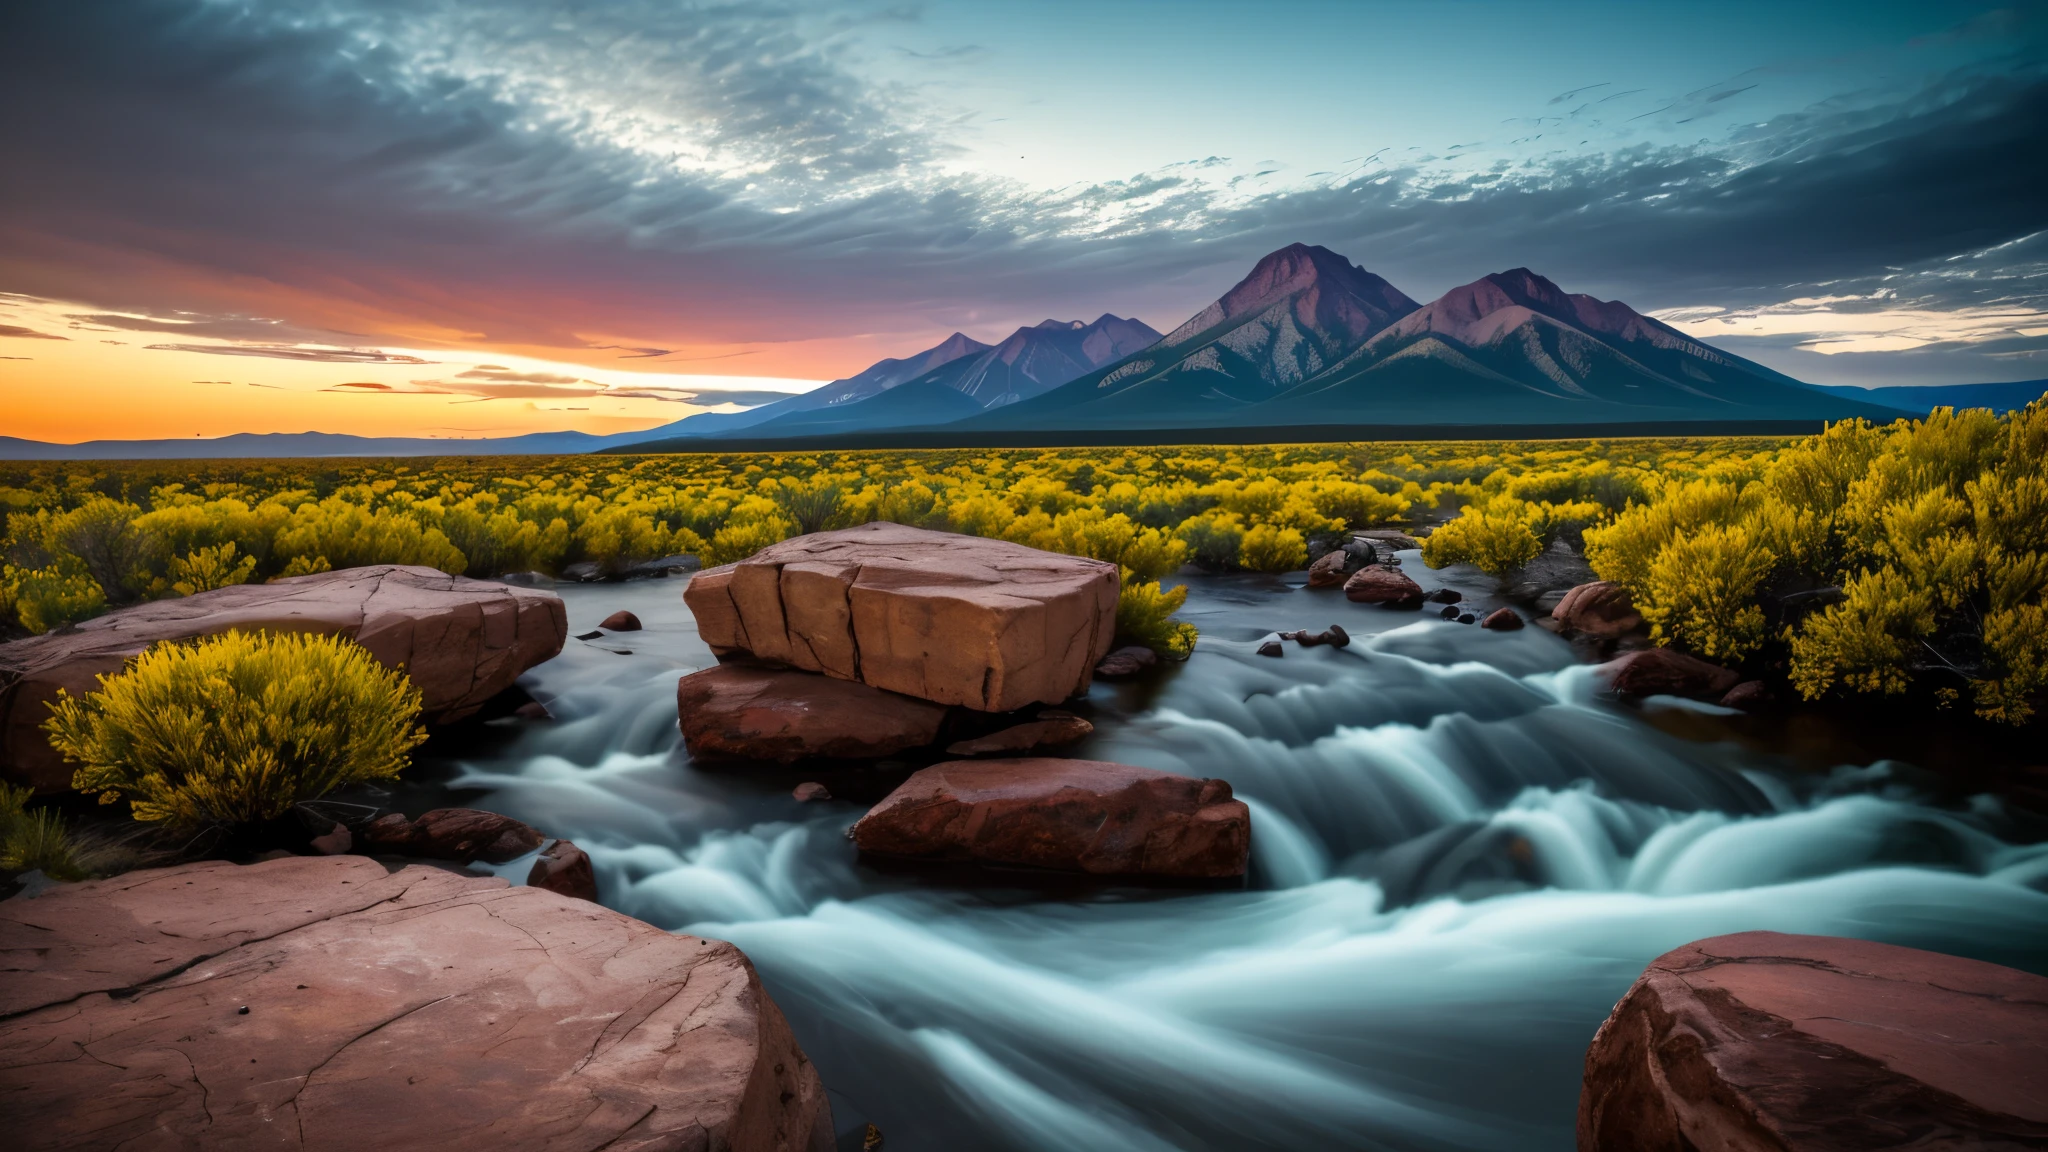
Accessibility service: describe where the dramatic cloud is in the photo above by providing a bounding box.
[0,324,66,340]
[145,343,435,364]
[1,0,2043,388]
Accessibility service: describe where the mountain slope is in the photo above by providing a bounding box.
[964,244,1419,428]
[737,314,1161,438]
[642,331,990,439]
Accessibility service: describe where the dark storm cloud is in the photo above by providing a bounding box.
[0,0,2043,383]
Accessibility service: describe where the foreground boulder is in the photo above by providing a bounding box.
[677,660,948,762]
[851,758,1250,878]
[684,523,1118,712]
[1306,540,1375,588]
[1599,647,1742,699]
[1579,931,2048,1151]
[0,856,833,1151]
[0,565,566,791]
[1344,566,1423,604]
[1553,581,1645,638]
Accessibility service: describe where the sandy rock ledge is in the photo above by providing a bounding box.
[0,855,833,1152]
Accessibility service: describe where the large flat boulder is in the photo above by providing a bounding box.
[851,757,1250,878]
[0,856,832,1151]
[1578,931,2048,1151]
[676,660,949,763]
[683,523,1118,712]
[0,566,566,791]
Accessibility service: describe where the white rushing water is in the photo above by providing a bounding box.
[439,568,2048,1152]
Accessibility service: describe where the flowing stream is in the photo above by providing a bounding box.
[428,559,2048,1152]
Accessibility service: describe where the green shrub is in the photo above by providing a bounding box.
[1117,577,1199,659]
[0,784,86,880]
[45,630,426,828]
[1421,508,1541,575]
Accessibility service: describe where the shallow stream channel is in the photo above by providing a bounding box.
[404,554,2048,1152]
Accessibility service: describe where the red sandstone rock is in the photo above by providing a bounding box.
[597,609,643,631]
[677,661,947,763]
[792,782,832,802]
[1553,581,1645,638]
[1599,647,1742,699]
[1306,548,1352,588]
[1719,680,1775,711]
[945,710,1093,755]
[1095,646,1159,677]
[527,838,598,902]
[851,757,1250,878]
[360,808,544,864]
[1343,566,1423,604]
[0,856,832,1152]
[682,523,1118,712]
[1578,931,2048,1152]
[0,565,566,791]
[1480,607,1524,631]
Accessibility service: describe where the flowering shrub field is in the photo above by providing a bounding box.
[3,409,2041,721]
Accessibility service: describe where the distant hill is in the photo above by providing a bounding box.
[0,429,639,460]
[1816,380,2047,415]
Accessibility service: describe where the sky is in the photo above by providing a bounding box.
[1,0,2044,442]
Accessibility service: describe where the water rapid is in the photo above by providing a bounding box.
[436,570,2048,1152]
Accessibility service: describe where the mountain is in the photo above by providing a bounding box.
[964,254,1896,430]
[0,430,635,460]
[1816,380,2047,415]
[737,313,1161,438]
[639,331,991,440]
[965,244,1419,428]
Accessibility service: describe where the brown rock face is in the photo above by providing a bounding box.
[851,758,1250,878]
[1095,646,1159,678]
[677,660,948,763]
[1480,607,1524,631]
[1344,566,1423,603]
[1553,581,1645,638]
[682,523,1118,712]
[1600,647,1742,699]
[0,565,566,791]
[0,856,832,1152]
[945,710,1094,756]
[1578,931,2048,1152]
[1306,548,1353,588]
[527,838,598,902]
[359,807,544,864]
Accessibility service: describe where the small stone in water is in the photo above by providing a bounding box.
[597,610,642,632]
[1256,639,1285,657]
[1457,613,1477,625]
[1430,588,1463,604]
[1325,624,1351,648]
[574,630,603,641]
[793,782,832,802]
[1439,605,1461,620]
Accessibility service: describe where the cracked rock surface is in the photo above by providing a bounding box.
[0,565,567,790]
[0,855,832,1152]
[1578,930,2048,1151]
[683,523,1117,712]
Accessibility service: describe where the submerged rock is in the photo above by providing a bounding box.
[360,808,544,864]
[945,711,1093,756]
[851,758,1251,878]
[1256,638,1286,657]
[676,661,948,763]
[1599,647,1742,700]
[1579,931,2048,1152]
[1719,679,1776,711]
[1552,581,1645,638]
[0,565,566,791]
[683,523,1118,712]
[1480,607,1524,631]
[0,856,832,1151]
[596,609,643,631]
[792,781,832,802]
[1344,566,1424,604]
[1094,646,1159,678]
[526,838,597,903]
